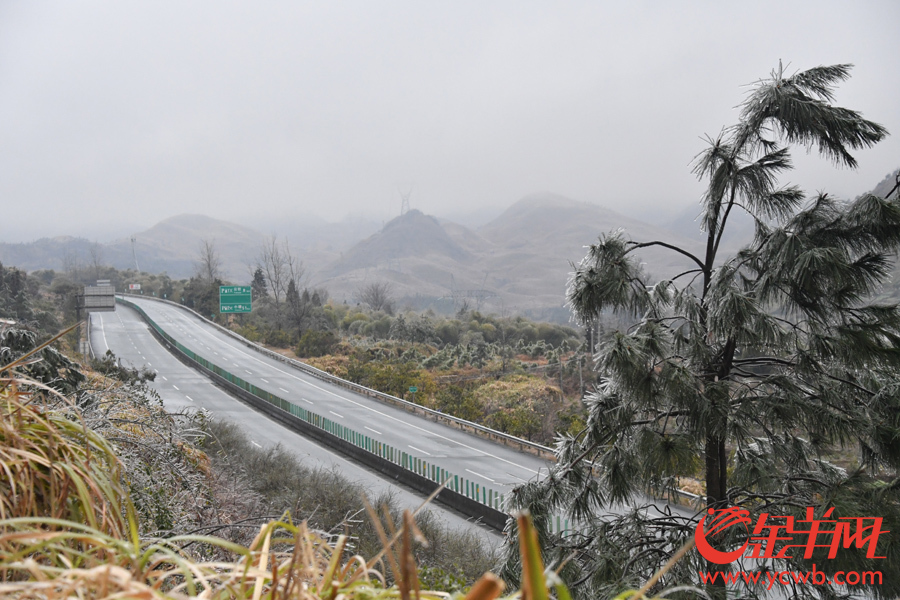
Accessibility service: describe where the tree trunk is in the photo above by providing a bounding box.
[704,432,729,598]
[705,433,727,507]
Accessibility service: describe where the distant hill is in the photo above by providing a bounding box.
[473,193,704,313]
[5,171,896,319]
[107,214,265,279]
[478,192,703,277]
[867,168,900,200]
[0,214,264,280]
[312,193,704,320]
[0,236,98,273]
[325,210,470,275]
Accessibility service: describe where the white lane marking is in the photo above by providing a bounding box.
[245,370,253,375]
[329,411,344,419]
[251,441,262,448]
[365,426,382,435]
[147,362,152,366]
[185,395,194,402]
[162,376,168,381]
[408,445,431,456]
[96,313,110,351]
[261,378,269,383]
[279,387,290,394]
[507,472,527,483]
[134,299,540,475]
[303,398,313,405]
[154,369,159,374]
[466,468,496,483]
[172,385,179,390]
[233,363,239,367]
[214,352,219,355]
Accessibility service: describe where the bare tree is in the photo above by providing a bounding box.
[61,250,80,278]
[357,281,394,313]
[257,236,285,305]
[255,235,303,305]
[285,248,305,292]
[89,242,105,282]
[196,239,222,283]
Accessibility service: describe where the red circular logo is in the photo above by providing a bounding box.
[695,507,752,564]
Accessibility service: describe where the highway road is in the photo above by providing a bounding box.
[121,297,553,498]
[89,304,503,541]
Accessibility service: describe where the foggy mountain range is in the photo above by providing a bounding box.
[4,169,898,321]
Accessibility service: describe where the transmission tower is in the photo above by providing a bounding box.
[398,184,413,215]
[443,273,498,310]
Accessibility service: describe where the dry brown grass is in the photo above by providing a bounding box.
[0,326,131,538]
[0,515,447,600]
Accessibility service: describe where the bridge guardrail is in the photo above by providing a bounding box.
[85,313,94,359]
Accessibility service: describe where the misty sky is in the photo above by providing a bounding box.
[2,1,899,242]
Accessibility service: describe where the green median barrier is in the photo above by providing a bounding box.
[120,296,507,518]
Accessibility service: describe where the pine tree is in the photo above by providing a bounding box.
[503,63,900,599]
[251,267,269,302]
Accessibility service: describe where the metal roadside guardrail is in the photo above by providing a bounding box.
[119,293,556,461]
[117,295,531,532]
[85,313,94,359]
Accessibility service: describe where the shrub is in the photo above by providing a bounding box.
[264,327,292,347]
[297,330,338,357]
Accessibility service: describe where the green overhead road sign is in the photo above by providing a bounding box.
[220,286,252,313]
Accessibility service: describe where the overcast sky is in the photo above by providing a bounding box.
[2,1,898,242]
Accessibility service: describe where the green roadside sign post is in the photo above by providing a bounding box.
[409,385,418,403]
[219,286,252,313]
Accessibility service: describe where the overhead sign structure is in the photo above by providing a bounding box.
[219,285,252,313]
[81,285,116,312]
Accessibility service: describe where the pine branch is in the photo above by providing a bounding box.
[625,241,705,271]
[711,193,737,263]
[670,268,704,282]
